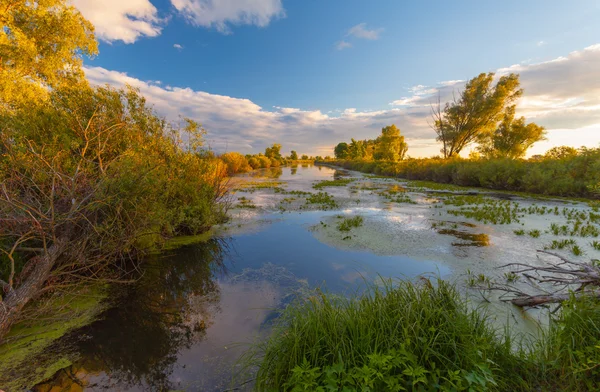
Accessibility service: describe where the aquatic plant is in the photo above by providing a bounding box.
[514,229,525,236]
[312,178,355,190]
[336,216,364,232]
[591,241,600,251]
[306,192,338,209]
[528,230,541,238]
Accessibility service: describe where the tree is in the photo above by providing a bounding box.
[334,142,349,159]
[289,150,298,160]
[265,144,282,160]
[0,0,98,111]
[348,138,366,160]
[544,146,579,160]
[373,125,408,161]
[477,106,546,159]
[431,73,523,158]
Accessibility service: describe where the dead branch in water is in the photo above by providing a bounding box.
[486,250,600,308]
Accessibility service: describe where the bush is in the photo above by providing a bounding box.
[332,149,600,198]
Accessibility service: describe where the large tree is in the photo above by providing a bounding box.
[477,106,546,159]
[0,0,98,111]
[431,73,522,158]
[374,124,408,161]
[289,150,298,160]
[334,142,349,159]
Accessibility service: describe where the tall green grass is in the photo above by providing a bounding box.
[251,279,525,391]
[249,279,600,391]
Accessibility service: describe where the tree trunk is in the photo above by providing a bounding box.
[0,240,65,343]
[511,291,600,307]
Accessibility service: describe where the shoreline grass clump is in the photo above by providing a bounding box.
[250,279,600,391]
[252,279,524,391]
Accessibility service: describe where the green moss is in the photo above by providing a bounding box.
[0,286,107,390]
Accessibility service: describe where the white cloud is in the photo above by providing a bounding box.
[537,40,546,46]
[72,0,162,44]
[347,23,383,40]
[336,40,352,50]
[84,44,600,157]
[174,43,184,50]
[170,0,284,33]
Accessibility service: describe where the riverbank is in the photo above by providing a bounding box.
[319,152,600,199]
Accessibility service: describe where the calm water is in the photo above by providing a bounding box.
[34,165,449,391]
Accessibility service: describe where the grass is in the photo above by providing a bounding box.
[514,229,525,236]
[528,229,541,238]
[306,192,338,209]
[591,240,600,251]
[249,280,600,391]
[237,196,257,209]
[250,279,520,391]
[336,216,364,232]
[312,178,355,190]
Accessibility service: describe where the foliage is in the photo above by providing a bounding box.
[477,106,546,159]
[431,73,523,158]
[334,143,349,159]
[220,152,252,175]
[252,279,520,391]
[373,124,409,161]
[290,150,299,160]
[251,279,600,391]
[333,147,600,198]
[0,0,98,112]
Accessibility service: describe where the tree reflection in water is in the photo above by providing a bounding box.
[35,237,231,391]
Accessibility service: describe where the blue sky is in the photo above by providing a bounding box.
[74,0,600,156]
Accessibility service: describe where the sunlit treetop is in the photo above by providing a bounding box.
[0,0,98,111]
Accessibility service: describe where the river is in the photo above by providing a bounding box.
[31,164,599,391]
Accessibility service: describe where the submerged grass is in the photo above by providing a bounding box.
[312,178,355,190]
[249,280,600,391]
[336,216,364,232]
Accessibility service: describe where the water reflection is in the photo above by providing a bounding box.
[35,239,231,391]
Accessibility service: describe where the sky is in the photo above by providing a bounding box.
[73,0,600,157]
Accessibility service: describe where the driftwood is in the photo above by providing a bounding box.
[490,250,600,308]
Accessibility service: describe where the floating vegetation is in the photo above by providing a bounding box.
[237,196,257,209]
[546,239,577,250]
[337,216,364,232]
[437,229,490,247]
[504,272,519,283]
[528,230,541,238]
[377,184,417,204]
[514,229,525,236]
[549,221,599,237]
[312,178,355,190]
[234,181,286,193]
[306,192,338,209]
[571,245,584,256]
[591,241,600,251]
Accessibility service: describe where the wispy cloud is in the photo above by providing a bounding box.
[174,43,184,50]
[72,0,162,44]
[346,23,384,40]
[537,40,546,46]
[336,40,352,50]
[84,44,600,157]
[170,0,285,33]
